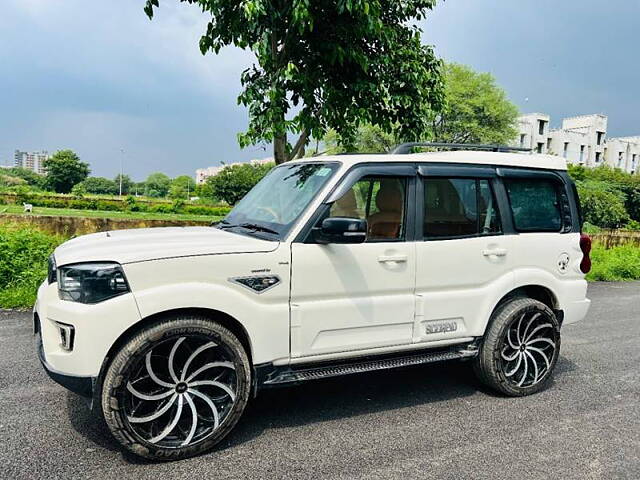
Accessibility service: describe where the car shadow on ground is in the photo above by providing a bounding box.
[66,355,577,464]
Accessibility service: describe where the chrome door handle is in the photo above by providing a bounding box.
[482,248,508,257]
[378,254,408,263]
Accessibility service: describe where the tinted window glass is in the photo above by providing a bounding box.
[505,179,562,232]
[330,176,406,241]
[424,178,501,238]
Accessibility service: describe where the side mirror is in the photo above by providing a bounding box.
[313,217,367,244]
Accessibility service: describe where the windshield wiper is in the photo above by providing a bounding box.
[217,221,279,235]
[236,223,279,235]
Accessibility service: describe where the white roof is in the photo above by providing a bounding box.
[294,151,567,171]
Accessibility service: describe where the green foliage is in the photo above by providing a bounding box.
[622,220,640,232]
[576,180,630,229]
[206,162,274,205]
[144,0,444,163]
[124,195,140,211]
[81,176,119,195]
[324,62,519,153]
[169,175,196,200]
[0,191,230,217]
[114,174,134,195]
[586,245,640,282]
[2,167,46,188]
[43,150,90,193]
[581,222,602,235]
[71,182,87,197]
[0,224,66,308]
[0,174,27,187]
[324,124,399,154]
[568,164,640,223]
[430,63,519,144]
[145,172,171,198]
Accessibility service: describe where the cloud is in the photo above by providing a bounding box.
[2,0,639,177]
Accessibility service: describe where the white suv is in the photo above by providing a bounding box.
[35,145,592,460]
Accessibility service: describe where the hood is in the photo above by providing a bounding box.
[54,227,279,266]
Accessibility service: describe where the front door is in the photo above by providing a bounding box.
[290,172,417,359]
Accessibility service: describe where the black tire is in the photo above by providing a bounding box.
[473,297,561,396]
[101,315,251,461]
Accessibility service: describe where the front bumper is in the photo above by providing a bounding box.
[34,278,142,384]
[35,319,94,398]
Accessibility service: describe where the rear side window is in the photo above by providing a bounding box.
[423,178,501,238]
[504,179,562,232]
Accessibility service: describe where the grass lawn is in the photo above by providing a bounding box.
[0,204,222,222]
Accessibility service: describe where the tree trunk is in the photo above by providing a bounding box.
[274,134,287,165]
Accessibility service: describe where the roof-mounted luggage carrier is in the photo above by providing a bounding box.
[390,142,532,155]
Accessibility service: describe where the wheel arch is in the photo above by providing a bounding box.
[97,307,253,385]
[484,284,562,334]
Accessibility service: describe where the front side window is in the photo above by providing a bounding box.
[504,179,562,232]
[221,162,339,239]
[329,176,407,241]
[423,178,501,239]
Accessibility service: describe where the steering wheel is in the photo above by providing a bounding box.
[256,206,280,223]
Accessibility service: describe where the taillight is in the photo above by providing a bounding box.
[579,234,592,274]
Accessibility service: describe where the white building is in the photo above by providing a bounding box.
[195,157,274,184]
[14,150,49,174]
[513,114,639,174]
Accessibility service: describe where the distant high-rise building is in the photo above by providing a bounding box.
[14,150,49,175]
[512,114,639,174]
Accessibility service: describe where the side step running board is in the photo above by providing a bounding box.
[259,344,479,387]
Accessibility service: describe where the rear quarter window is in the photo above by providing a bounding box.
[504,179,562,232]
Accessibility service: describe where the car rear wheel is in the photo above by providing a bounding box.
[473,297,561,396]
[101,315,251,460]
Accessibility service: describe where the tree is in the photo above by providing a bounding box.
[169,175,196,199]
[114,174,134,195]
[3,167,46,189]
[43,150,90,193]
[0,174,27,187]
[324,124,399,154]
[206,162,273,205]
[144,1,444,164]
[144,172,171,198]
[81,177,118,195]
[576,180,630,229]
[324,63,519,153]
[430,63,519,144]
[568,164,640,222]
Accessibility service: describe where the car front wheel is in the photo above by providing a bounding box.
[473,297,561,396]
[101,315,251,460]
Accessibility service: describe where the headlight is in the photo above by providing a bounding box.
[58,262,130,304]
[48,255,57,284]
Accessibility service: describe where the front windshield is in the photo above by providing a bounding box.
[220,162,340,239]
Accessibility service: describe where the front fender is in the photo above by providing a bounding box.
[132,282,290,364]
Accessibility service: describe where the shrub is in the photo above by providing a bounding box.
[182,205,231,216]
[622,220,640,232]
[576,181,629,229]
[0,224,66,308]
[587,245,640,282]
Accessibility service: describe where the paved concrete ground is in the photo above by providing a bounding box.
[1,282,639,480]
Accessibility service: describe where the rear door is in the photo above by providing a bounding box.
[414,165,515,343]
[499,168,583,289]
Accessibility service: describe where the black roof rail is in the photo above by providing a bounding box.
[390,142,532,155]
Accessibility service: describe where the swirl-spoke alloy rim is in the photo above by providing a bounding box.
[499,311,558,388]
[123,335,237,449]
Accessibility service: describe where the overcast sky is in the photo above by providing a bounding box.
[1,0,638,179]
